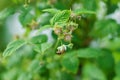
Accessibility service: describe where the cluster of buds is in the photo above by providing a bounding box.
[53,22,78,41]
[53,21,78,54]
[52,11,81,54]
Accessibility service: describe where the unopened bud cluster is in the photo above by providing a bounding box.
[53,21,78,54]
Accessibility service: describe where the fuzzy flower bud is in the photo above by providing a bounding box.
[57,45,67,54]
[53,25,62,35]
[66,22,78,32]
[64,33,72,42]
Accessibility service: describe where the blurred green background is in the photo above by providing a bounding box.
[0,0,120,80]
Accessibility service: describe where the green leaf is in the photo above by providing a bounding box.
[18,72,32,80]
[19,13,34,26]
[104,38,120,50]
[111,0,120,5]
[28,59,41,73]
[46,62,58,69]
[37,25,51,34]
[81,0,97,11]
[82,63,107,80]
[50,10,71,25]
[60,72,74,80]
[30,35,48,53]
[61,56,79,73]
[39,13,52,26]
[3,40,26,57]
[59,71,75,80]
[19,7,34,26]
[114,76,120,80]
[2,68,19,80]
[96,50,115,75]
[115,61,120,76]
[77,48,103,58]
[0,8,14,20]
[73,9,96,15]
[30,35,48,44]
[91,19,119,38]
[43,8,60,15]
[41,42,53,53]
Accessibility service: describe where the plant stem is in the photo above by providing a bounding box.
[54,38,60,49]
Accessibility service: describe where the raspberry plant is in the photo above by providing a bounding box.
[0,0,120,80]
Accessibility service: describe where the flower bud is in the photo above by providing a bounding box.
[67,43,73,49]
[53,25,62,35]
[70,13,76,19]
[64,33,72,42]
[57,45,67,54]
[66,22,78,32]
